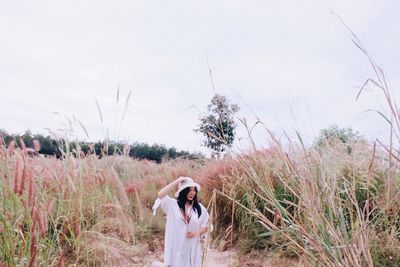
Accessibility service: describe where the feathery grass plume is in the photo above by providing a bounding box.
[33,139,41,152]
[8,140,15,156]
[0,138,4,158]
[102,201,135,241]
[117,90,132,140]
[18,160,26,196]
[19,138,26,151]
[28,167,35,208]
[13,157,19,194]
[77,119,90,139]
[123,143,131,156]
[121,90,132,123]
[124,180,144,221]
[133,188,143,221]
[29,215,38,267]
[95,98,104,124]
[110,167,130,208]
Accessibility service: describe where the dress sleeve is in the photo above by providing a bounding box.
[200,204,210,228]
[160,195,175,214]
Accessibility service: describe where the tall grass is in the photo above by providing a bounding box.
[1,62,399,266]
[198,31,400,265]
[0,134,212,266]
[1,133,399,266]
[200,135,399,266]
[0,147,129,264]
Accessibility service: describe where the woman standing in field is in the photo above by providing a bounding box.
[156,176,209,267]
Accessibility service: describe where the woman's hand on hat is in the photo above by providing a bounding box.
[158,177,185,198]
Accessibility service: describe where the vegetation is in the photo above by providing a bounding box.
[202,29,400,266]
[1,130,398,266]
[207,136,400,266]
[0,27,398,266]
[313,125,365,148]
[0,129,202,163]
[0,143,203,266]
[195,94,239,157]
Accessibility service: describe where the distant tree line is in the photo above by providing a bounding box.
[0,129,203,163]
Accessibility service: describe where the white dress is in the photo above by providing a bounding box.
[160,195,210,267]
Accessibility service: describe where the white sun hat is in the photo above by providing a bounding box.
[175,177,201,197]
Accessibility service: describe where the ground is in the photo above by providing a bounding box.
[147,248,236,267]
[147,248,301,267]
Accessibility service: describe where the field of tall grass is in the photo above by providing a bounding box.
[0,141,207,266]
[1,37,399,266]
[1,128,399,266]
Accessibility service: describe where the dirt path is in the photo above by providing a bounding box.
[147,248,236,267]
[203,249,237,267]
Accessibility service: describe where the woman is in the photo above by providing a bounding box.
[157,176,209,267]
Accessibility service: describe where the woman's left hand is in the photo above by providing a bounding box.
[186,231,199,238]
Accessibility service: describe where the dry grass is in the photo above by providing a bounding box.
[1,123,399,266]
[0,144,210,266]
[200,137,400,266]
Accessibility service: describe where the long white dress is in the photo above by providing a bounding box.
[160,195,209,267]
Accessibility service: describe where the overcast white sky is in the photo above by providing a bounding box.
[0,0,399,154]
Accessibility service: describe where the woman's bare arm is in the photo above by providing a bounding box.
[157,177,183,199]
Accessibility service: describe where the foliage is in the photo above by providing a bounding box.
[195,94,239,156]
[0,144,205,266]
[1,131,400,266]
[202,137,400,266]
[0,129,202,163]
[313,125,365,149]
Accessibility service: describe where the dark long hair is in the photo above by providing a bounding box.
[177,187,202,218]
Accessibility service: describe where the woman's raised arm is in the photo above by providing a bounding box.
[157,176,184,199]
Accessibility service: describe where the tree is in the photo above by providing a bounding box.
[0,129,202,161]
[195,94,240,157]
[313,125,365,153]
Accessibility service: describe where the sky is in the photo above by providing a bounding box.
[0,0,399,154]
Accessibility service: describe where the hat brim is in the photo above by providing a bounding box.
[175,182,201,198]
